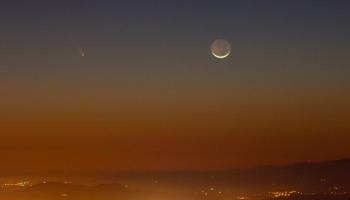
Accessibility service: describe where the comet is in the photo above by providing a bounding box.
[79,48,86,57]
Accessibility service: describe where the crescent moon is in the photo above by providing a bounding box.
[211,39,231,59]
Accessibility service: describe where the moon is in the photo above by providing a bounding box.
[211,39,231,59]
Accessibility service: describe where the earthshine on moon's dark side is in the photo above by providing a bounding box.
[211,39,231,59]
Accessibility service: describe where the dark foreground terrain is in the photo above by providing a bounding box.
[267,194,350,200]
[1,158,349,200]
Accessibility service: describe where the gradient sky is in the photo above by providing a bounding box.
[1,0,350,174]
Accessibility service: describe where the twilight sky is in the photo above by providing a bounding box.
[0,0,350,174]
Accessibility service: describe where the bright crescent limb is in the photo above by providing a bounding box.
[212,51,230,59]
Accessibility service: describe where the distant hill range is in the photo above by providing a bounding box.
[216,158,350,191]
[225,158,350,191]
[113,158,350,192]
[1,158,349,199]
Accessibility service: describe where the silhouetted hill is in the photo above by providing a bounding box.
[112,158,350,192]
[227,158,350,191]
[1,158,348,198]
